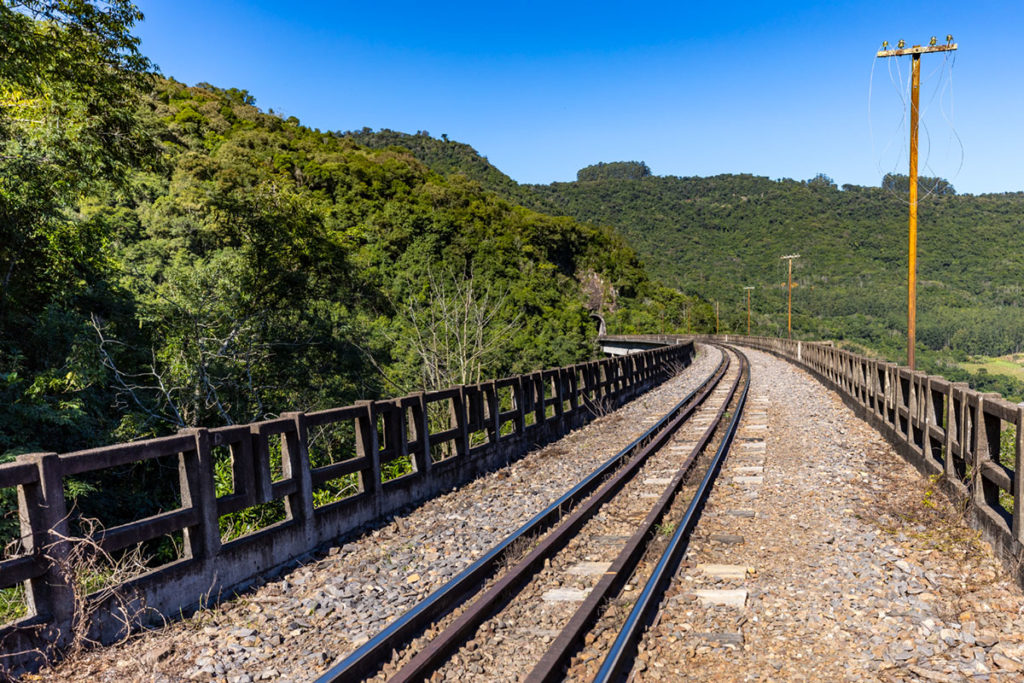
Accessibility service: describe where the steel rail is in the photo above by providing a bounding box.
[593,347,751,682]
[529,347,746,682]
[381,349,732,683]
[316,346,727,683]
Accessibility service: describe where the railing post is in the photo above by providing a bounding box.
[16,452,73,646]
[924,377,942,466]
[454,388,470,456]
[953,383,971,481]
[880,363,892,422]
[553,370,566,424]
[529,372,544,429]
[868,360,879,416]
[354,401,381,514]
[585,361,599,413]
[249,424,274,505]
[944,382,957,478]
[513,375,527,436]
[970,394,986,506]
[600,360,610,403]
[1014,405,1023,543]
[975,394,1003,512]
[906,373,919,450]
[412,392,432,475]
[179,428,222,561]
[280,413,314,532]
[485,381,500,446]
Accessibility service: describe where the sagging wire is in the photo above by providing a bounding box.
[867,48,909,195]
[937,52,965,187]
[869,43,962,204]
[918,52,964,199]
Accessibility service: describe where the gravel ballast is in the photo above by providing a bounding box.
[634,347,1024,681]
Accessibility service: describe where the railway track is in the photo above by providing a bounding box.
[318,345,750,682]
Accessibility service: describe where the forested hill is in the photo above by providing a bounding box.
[2,69,712,457]
[350,130,1024,377]
[523,174,1024,360]
[344,128,526,203]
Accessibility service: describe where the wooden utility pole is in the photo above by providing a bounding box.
[715,300,720,335]
[744,286,755,336]
[781,254,799,339]
[877,36,957,369]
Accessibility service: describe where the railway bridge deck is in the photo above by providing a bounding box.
[27,345,1024,681]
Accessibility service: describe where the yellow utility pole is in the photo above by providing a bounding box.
[744,286,755,336]
[781,254,799,339]
[877,36,957,370]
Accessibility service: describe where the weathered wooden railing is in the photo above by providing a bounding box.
[604,333,1024,586]
[0,341,694,671]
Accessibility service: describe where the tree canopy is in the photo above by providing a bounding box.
[1,66,711,457]
[349,128,1024,397]
[0,0,155,453]
[577,161,652,182]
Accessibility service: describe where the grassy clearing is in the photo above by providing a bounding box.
[961,354,1024,382]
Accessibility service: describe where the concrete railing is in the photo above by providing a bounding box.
[605,334,1024,587]
[0,341,695,671]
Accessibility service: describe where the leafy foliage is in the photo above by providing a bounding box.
[517,173,1024,365]
[577,161,651,182]
[2,70,707,460]
[882,173,956,197]
[344,128,524,201]
[0,0,154,454]
[354,129,1024,395]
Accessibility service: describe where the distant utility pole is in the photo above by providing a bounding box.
[744,286,755,336]
[781,254,800,339]
[877,36,958,370]
[715,300,720,335]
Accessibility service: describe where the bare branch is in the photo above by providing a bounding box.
[90,314,185,429]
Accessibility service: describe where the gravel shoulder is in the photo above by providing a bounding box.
[638,347,1024,682]
[35,346,722,683]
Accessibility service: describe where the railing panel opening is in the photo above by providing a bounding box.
[0,476,30,626]
[496,378,519,438]
[542,370,559,420]
[57,442,193,581]
[465,386,490,449]
[215,421,299,543]
[426,392,459,463]
[305,416,362,509]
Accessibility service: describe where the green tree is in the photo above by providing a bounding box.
[577,161,652,182]
[0,1,154,453]
[0,0,152,314]
[881,172,956,196]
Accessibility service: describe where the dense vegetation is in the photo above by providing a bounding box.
[521,174,1024,357]
[577,161,651,182]
[0,5,711,464]
[0,4,720,604]
[350,130,1024,398]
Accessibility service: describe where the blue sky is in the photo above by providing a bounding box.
[133,1,1023,194]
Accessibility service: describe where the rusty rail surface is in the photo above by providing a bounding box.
[0,341,694,672]
[607,334,1024,589]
